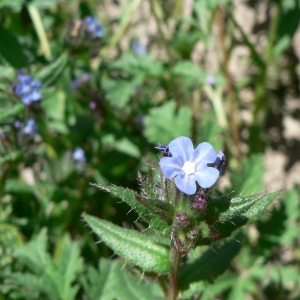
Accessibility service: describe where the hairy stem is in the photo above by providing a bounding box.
[168,245,181,300]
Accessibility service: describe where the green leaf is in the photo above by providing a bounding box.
[171,61,206,80]
[0,0,23,12]
[102,76,143,109]
[230,155,265,196]
[257,190,299,250]
[0,150,23,164]
[206,192,268,222]
[279,190,300,244]
[172,32,202,59]
[144,101,192,144]
[40,89,68,134]
[0,223,23,269]
[0,103,24,122]
[110,53,163,77]
[83,214,171,274]
[195,191,280,247]
[9,229,82,300]
[35,52,68,87]
[0,223,23,248]
[197,216,247,246]
[197,111,223,150]
[135,195,173,223]
[0,26,28,68]
[82,259,164,300]
[101,134,141,158]
[180,231,244,290]
[90,183,172,235]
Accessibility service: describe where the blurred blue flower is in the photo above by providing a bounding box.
[205,75,216,85]
[132,41,147,55]
[159,136,220,195]
[23,118,38,136]
[71,72,91,89]
[72,147,86,163]
[14,72,42,105]
[84,16,104,38]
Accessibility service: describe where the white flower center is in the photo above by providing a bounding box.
[182,161,196,175]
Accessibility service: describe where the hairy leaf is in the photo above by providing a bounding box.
[206,192,267,222]
[83,214,171,274]
[196,191,280,246]
[90,183,172,235]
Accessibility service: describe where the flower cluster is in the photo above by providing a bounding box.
[84,16,104,38]
[14,72,42,105]
[157,136,223,195]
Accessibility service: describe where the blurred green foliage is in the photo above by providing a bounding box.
[0,0,299,299]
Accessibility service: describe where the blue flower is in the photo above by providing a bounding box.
[71,72,91,89]
[72,147,86,163]
[205,75,216,85]
[132,41,146,55]
[23,118,38,136]
[85,16,104,38]
[14,72,42,105]
[159,136,220,195]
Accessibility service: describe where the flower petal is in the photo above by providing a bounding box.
[174,173,197,195]
[159,156,183,178]
[168,136,194,161]
[194,166,219,188]
[192,142,216,166]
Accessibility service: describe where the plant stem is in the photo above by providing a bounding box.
[28,4,52,60]
[215,6,241,160]
[149,0,176,65]
[168,245,181,300]
[253,2,281,123]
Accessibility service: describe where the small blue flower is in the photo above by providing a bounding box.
[23,118,38,136]
[71,72,91,89]
[132,41,147,55]
[72,147,86,163]
[159,136,220,195]
[14,72,42,105]
[205,75,216,85]
[84,16,104,38]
